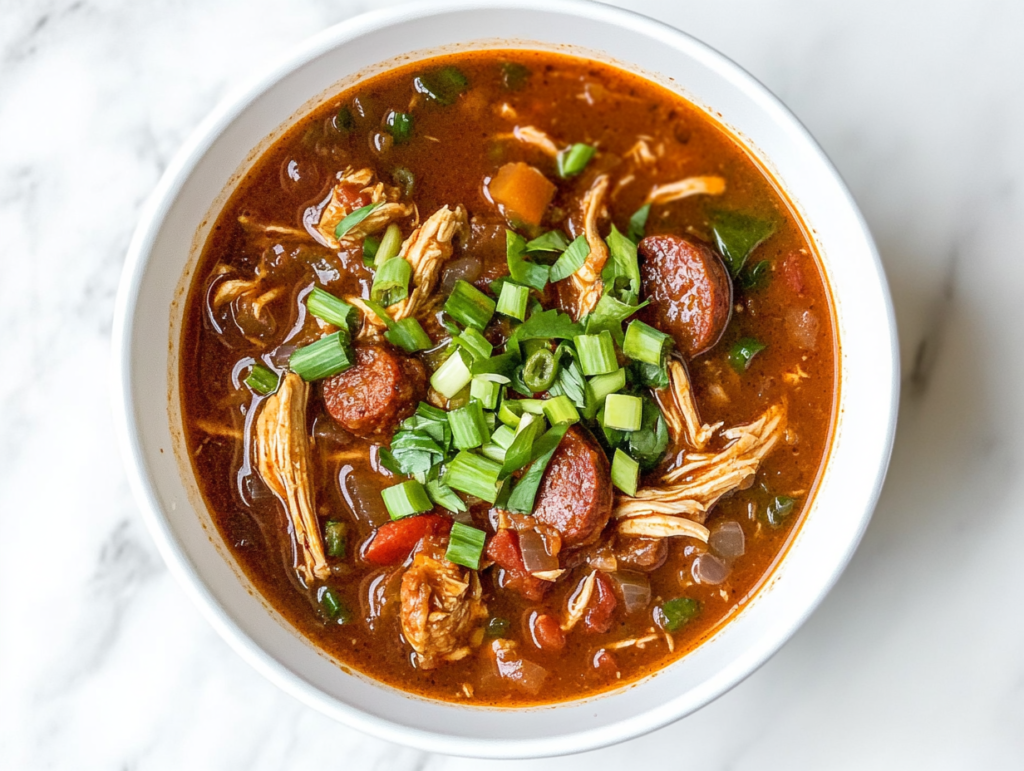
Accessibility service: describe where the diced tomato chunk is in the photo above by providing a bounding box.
[584,572,618,633]
[781,252,805,296]
[334,183,372,213]
[531,613,566,652]
[485,529,550,601]
[363,514,451,566]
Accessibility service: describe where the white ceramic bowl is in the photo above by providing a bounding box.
[112,0,898,758]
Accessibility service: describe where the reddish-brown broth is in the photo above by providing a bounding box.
[180,49,836,705]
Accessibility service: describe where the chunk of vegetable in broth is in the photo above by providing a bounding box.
[709,209,776,276]
[414,66,469,105]
[500,61,530,90]
[728,337,767,373]
[488,163,556,227]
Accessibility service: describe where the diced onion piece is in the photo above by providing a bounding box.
[542,395,580,426]
[444,279,496,330]
[430,349,473,398]
[709,520,746,559]
[443,450,503,503]
[603,394,643,432]
[610,449,640,496]
[623,320,670,366]
[447,400,490,450]
[574,331,618,376]
[381,480,434,520]
[518,529,559,573]
[496,281,530,321]
[445,521,486,569]
[289,332,354,381]
[691,553,730,585]
[612,570,651,614]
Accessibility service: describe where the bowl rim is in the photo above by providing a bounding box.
[112,0,899,757]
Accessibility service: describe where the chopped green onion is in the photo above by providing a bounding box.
[604,393,643,431]
[548,235,590,282]
[244,363,279,395]
[335,202,382,240]
[601,226,641,305]
[392,166,415,197]
[426,479,467,513]
[522,348,559,392]
[709,209,776,276]
[498,400,523,428]
[444,451,503,503]
[447,400,490,450]
[557,143,596,178]
[480,442,506,463]
[306,287,359,333]
[506,424,569,513]
[500,413,545,478]
[414,66,469,105]
[623,319,671,366]
[610,449,640,496]
[490,424,517,450]
[430,349,473,399]
[496,281,530,321]
[763,495,796,527]
[318,586,352,623]
[444,279,495,331]
[657,597,700,631]
[506,230,550,291]
[370,257,412,307]
[543,394,580,426]
[627,203,651,244]
[727,337,767,373]
[471,351,521,380]
[470,377,501,410]
[384,110,414,143]
[385,317,433,353]
[516,399,547,415]
[587,368,626,412]
[335,105,354,133]
[289,332,354,381]
[362,235,380,266]
[324,520,348,558]
[574,330,618,376]
[445,521,486,569]
[486,616,510,637]
[453,326,493,361]
[500,61,530,91]
[376,222,403,263]
[382,479,434,520]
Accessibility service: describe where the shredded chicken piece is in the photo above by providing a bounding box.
[500,125,561,157]
[607,632,661,650]
[783,364,810,385]
[625,138,659,165]
[254,372,329,583]
[193,418,243,440]
[344,295,388,339]
[645,175,726,206]
[212,277,261,310]
[400,537,488,669]
[389,204,468,320]
[249,286,284,320]
[314,167,414,249]
[237,215,310,240]
[561,570,598,632]
[568,174,611,319]
[532,569,565,582]
[653,359,723,451]
[615,404,787,540]
[617,515,710,541]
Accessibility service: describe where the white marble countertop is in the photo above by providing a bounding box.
[3,0,1023,767]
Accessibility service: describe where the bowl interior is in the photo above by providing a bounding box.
[113,0,897,758]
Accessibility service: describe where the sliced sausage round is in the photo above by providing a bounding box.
[638,234,732,358]
[322,344,426,438]
[532,426,613,548]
